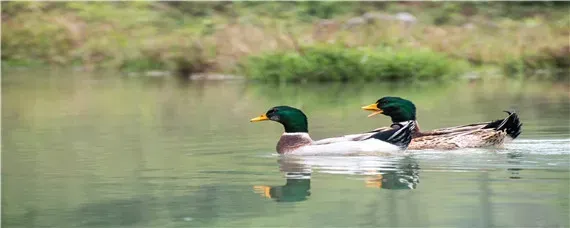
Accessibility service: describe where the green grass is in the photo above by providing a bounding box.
[242,46,468,82]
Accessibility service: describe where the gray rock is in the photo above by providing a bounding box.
[145,71,170,77]
[343,17,367,30]
[362,12,394,23]
[462,23,476,30]
[395,12,417,24]
[189,73,244,80]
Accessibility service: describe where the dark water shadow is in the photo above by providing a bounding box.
[253,155,421,203]
[507,152,524,179]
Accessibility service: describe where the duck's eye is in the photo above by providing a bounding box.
[268,108,278,114]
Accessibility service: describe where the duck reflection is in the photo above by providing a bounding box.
[253,174,311,202]
[253,157,312,202]
[254,156,420,202]
[364,156,420,190]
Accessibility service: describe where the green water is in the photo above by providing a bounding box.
[2,70,569,228]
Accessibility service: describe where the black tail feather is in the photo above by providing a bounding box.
[483,111,523,139]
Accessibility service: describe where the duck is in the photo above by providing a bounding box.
[250,105,416,155]
[360,97,523,150]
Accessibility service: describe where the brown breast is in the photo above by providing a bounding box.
[276,134,313,154]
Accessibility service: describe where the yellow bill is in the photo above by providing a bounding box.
[361,103,383,117]
[250,114,269,122]
[253,185,272,198]
[365,174,383,188]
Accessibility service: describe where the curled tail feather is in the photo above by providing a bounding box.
[483,111,523,139]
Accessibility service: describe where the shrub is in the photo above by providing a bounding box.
[504,45,570,80]
[242,46,468,82]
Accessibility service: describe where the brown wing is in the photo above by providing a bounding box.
[410,128,507,150]
[414,121,491,137]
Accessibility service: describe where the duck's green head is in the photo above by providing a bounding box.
[250,106,308,133]
[362,96,416,122]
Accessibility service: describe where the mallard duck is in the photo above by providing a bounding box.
[360,97,523,150]
[250,105,416,155]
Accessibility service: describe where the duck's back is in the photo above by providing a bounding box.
[409,111,522,150]
[409,128,508,149]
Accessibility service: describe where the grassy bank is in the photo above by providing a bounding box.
[2,2,569,81]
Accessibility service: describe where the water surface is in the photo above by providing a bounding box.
[3,70,569,227]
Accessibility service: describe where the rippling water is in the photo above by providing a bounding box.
[3,70,569,227]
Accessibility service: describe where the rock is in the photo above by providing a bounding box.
[343,17,366,30]
[462,72,481,81]
[127,72,139,77]
[462,23,476,30]
[313,19,340,34]
[145,71,170,77]
[312,19,340,42]
[315,19,338,27]
[357,12,417,28]
[362,12,394,23]
[189,73,244,80]
[395,12,417,24]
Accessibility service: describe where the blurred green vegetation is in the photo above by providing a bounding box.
[2,2,569,80]
[242,46,467,82]
[504,46,570,80]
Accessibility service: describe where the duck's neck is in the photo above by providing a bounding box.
[283,124,308,133]
[393,120,414,124]
[390,120,416,128]
[388,120,417,149]
[411,120,422,137]
[277,133,313,154]
[397,120,421,137]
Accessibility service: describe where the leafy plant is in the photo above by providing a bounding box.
[242,46,468,82]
